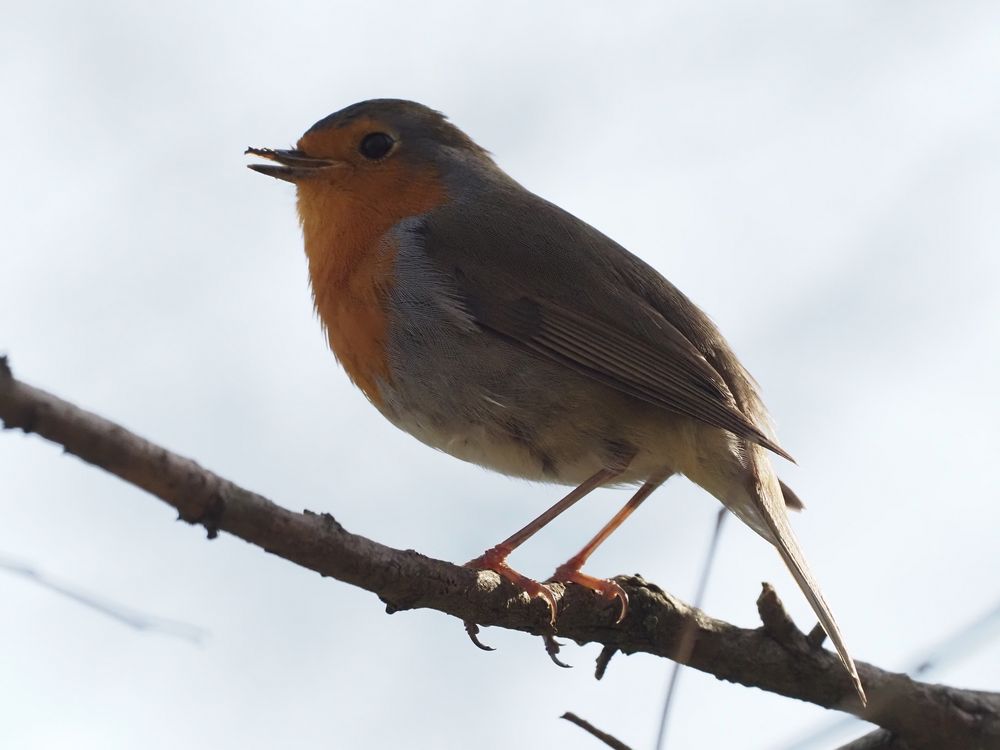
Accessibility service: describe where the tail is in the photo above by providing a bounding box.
[744,450,866,705]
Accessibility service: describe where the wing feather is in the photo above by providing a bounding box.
[416,186,794,462]
[470,292,793,460]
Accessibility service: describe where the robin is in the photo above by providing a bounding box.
[246,99,865,704]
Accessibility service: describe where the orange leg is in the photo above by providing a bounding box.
[467,467,621,624]
[550,474,668,623]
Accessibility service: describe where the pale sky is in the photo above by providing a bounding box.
[3,2,999,749]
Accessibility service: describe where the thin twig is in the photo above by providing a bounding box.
[0,554,207,643]
[561,712,634,750]
[655,508,727,750]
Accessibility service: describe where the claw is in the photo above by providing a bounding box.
[543,633,572,668]
[467,545,558,625]
[549,563,630,623]
[464,621,495,651]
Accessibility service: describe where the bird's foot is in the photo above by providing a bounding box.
[549,561,629,624]
[467,544,558,625]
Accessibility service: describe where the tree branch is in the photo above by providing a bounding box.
[561,712,634,750]
[2,357,998,750]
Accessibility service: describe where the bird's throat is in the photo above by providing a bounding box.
[295,171,444,405]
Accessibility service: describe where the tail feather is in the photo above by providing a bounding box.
[749,453,866,705]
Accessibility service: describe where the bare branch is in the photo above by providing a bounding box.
[561,712,634,750]
[2,357,999,750]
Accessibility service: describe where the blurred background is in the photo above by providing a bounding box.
[2,2,999,748]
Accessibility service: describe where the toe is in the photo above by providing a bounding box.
[549,565,629,623]
[467,550,558,625]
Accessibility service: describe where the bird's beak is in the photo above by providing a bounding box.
[244,147,348,183]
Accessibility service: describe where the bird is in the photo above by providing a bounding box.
[246,98,865,705]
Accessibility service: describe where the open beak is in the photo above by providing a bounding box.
[245,147,347,183]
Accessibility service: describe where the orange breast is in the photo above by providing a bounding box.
[295,160,445,405]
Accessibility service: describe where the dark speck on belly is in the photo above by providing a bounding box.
[504,417,559,479]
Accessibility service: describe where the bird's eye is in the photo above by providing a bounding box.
[359,132,395,160]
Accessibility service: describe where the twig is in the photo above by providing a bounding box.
[561,712,633,750]
[0,554,207,643]
[757,583,808,650]
[655,507,727,750]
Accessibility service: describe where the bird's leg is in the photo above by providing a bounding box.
[467,467,621,624]
[549,474,667,623]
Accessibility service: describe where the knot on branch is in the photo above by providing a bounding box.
[756,582,813,653]
[302,509,345,533]
[594,643,618,680]
[176,490,225,539]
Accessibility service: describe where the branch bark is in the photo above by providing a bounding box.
[2,357,998,750]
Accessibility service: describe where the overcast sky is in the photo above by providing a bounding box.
[3,2,999,749]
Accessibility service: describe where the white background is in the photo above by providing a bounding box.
[2,2,999,748]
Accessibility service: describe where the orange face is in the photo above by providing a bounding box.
[296,115,401,171]
[249,115,447,405]
[293,115,446,278]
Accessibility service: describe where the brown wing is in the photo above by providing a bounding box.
[465,290,793,461]
[418,180,794,462]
